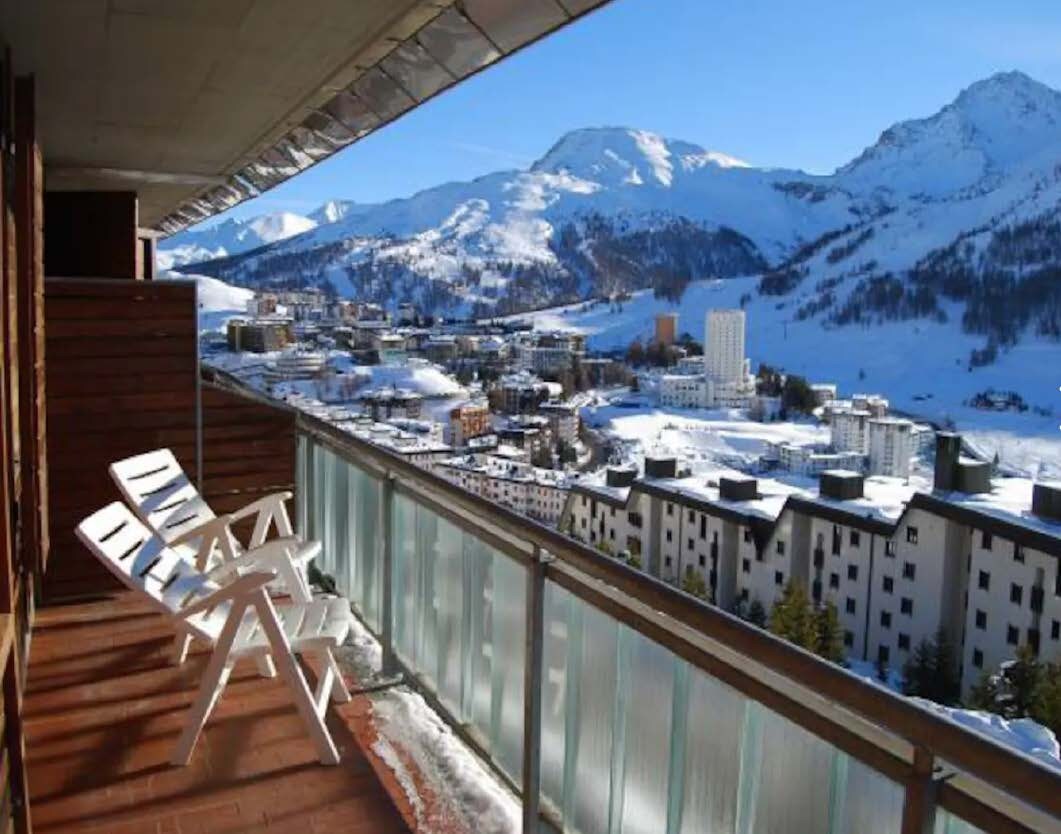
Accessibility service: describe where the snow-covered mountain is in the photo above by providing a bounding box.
[158,210,319,269]
[174,72,1061,361]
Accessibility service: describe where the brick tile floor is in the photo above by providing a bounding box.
[24,594,412,833]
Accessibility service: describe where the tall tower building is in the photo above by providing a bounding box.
[654,312,678,346]
[704,309,747,384]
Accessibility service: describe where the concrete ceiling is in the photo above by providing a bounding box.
[0,0,610,233]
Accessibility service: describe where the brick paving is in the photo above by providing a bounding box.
[23,594,413,833]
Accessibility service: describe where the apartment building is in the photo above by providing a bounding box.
[437,453,572,525]
[449,401,491,446]
[867,417,918,478]
[659,373,707,409]
[538,400,581,445]
[704,309,748,385]
[562,434,1061,695]
[655,312,678,346]
[831,409,872,453]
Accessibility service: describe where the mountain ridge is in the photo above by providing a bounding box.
[165,71,1061,363]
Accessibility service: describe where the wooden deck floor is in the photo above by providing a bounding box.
[23,593,412,833]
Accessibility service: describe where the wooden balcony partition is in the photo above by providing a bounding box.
[43,277,199,602]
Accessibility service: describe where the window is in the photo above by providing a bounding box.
[843,631,854,647]
[700,516,707,538]
[667,503,674,516]
[973,649,983,669]
[1053,620,1060,641]
[882,576,894,594]
[906,526,918,544]
[776,540,786,556]
[847,564,858,581]
[850,530,861,547]
[1010,583,1023,605]
[688,509,695,523]
[829,572,840,589]
[885,540,896,558]
[900,597,913,615]
[665,530,673,543]
[665,557,672,567]
[743,528,752,543]
[845,598,856,614]
[898,633,910,651]
[902,562,916,580]
[581,517,587,529]
[880,611,892,629]
[975,610,987,629]
[1014,543,1024,563]
[687,538,694,551]
[981,530,992,550]
[878,645,890,664]
[1029,629,1041,654]
[742,559,750,574]
[698,554,705,567]
[978,570,990,591]
[1007,625,1019,646]
[774,571,784,586]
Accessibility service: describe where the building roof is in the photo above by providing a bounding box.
[6,0,612,230]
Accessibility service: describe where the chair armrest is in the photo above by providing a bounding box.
[228,491,293,524]
[168,514,234,549]
[204,537,301,582]
[176,571,275,620]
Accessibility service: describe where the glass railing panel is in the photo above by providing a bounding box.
[348,460,382,628]
[677,664,746,834]
[391,490,526,785]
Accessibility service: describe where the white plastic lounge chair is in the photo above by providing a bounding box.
[109,448,317,603]
[76,501,352,766]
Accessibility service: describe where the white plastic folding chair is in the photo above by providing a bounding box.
[76,501,352,766]
[109,448,317,604]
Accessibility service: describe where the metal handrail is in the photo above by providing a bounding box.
[204,371,1061,832]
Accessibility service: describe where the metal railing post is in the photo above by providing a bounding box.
[380,472,398,678]
[522,545,548,834]
[900,747,937,834]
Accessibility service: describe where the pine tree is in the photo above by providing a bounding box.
[746,599,767,628]
[1030,662,1061,736]
[769,581,816,651]
[812,602,845,664]
[902,629,960,705]
[681,566,708,600]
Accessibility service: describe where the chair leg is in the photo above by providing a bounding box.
[256,655,277,678]
[323,650,351,703]
[253,591,340,765]
[171,632,192,666]
[171,602,245,766]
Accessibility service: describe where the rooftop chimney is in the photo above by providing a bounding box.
[606,467,637,488]
[719,476,757,501]
[644,456,678,479]
[1032,483,1061,523]
[934,432,961,492]
[820,470,864,501]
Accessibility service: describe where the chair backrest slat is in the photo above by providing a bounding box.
[76,502,225,643]
[110,450,216,545]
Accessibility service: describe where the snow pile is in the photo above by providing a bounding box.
[848,662,1061,771]
[349,360,467,398]
[912,699,1061,771]
[337,616,519,834]
[372,693,521,834]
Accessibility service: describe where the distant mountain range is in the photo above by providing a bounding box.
[165,70,1061,362]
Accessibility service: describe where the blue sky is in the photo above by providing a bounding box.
[210,0,1061,225]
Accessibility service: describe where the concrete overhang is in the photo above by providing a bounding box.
[0,0,610,234]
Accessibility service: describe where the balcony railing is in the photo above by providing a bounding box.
[216,377,1060,834]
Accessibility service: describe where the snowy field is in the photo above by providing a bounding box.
[513,277,1061,477]
[581,392,829,471]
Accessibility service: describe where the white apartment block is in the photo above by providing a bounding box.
[766,442,865,476]
[704,309,748,385]
[831,409,871,454]
[659,374,708,409]
[867,417,917,478]
[561,436,1061,697]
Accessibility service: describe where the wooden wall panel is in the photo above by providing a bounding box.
[199,383,296,542]
[43,278,198,601]
[42,191,138,280]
